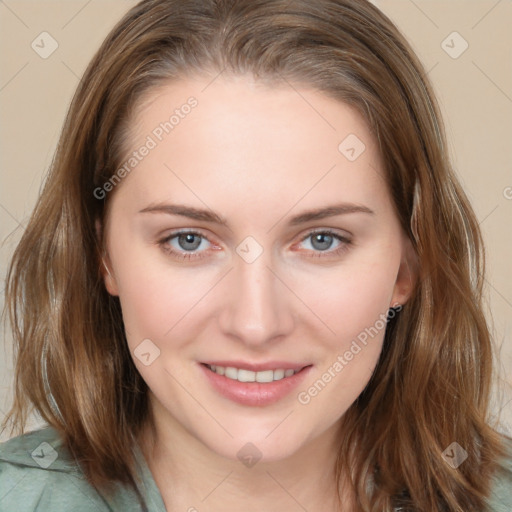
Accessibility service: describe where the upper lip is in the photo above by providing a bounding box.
[201,360,311,372]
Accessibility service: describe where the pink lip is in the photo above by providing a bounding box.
[200,360,308,372]
[198,362,313,407]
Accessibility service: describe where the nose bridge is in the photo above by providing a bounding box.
[218,238,294,345]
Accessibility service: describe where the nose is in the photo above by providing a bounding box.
[217,247,295,347]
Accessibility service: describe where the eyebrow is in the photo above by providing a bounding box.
[139,202,375,226]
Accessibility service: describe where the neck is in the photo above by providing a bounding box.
[138,398,353,511]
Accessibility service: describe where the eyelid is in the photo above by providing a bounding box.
[158,227,352,260]
[298,227,352,242]
[293,228,352,254]
[158,228,218,249]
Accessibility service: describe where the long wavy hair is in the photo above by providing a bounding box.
[2,0,510,510]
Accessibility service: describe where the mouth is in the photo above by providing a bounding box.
[198,362,313,406]
[201,363,308,383]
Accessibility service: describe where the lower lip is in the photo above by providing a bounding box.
[199,363,313,407]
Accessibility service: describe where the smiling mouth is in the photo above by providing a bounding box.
[202,363,310,383]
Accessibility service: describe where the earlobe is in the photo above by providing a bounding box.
[101,256,119,296]
[390,235,418,308]
[95,218,119,297]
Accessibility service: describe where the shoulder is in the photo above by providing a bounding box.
[486,435,512,512]
[0,426,109,511]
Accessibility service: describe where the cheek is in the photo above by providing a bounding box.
[110,240,218,351]
[303,253,399,347]
[115,270,188,344]
[296,284,391,423]
[107,234,178,343]
[299,254,399,413]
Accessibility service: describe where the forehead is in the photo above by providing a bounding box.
[113,74,391,221]
[130,73,373,159]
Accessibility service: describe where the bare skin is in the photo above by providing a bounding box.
[98,73,416,511]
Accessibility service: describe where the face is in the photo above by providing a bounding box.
[99,74,415,462]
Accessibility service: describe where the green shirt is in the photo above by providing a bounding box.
[0,426,166,511]
[1,426,511,511]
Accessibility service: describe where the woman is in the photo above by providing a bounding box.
[1,0,511,510]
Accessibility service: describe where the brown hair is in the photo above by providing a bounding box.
[3,0,511,510]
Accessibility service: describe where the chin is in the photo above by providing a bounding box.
[202,425,307,465]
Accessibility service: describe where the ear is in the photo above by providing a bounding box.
[95,218,119,296]
[390,233,417,308]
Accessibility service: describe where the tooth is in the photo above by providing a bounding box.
[273,369,285,380]
[209,364,300,382]
[237,369,256,382]
[255,370,274,383]
[224,367,238,380]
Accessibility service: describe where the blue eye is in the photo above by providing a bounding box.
[159,231,211,260]
[158,229,352,261]
[172,232,205,251]
[297,230,351,257]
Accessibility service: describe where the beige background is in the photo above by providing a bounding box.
[1,1,511,440]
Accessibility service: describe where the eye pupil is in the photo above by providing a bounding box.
[178,233,202,251]
[311,233,333,251]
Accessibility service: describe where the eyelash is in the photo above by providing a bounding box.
[157,229,352,261]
